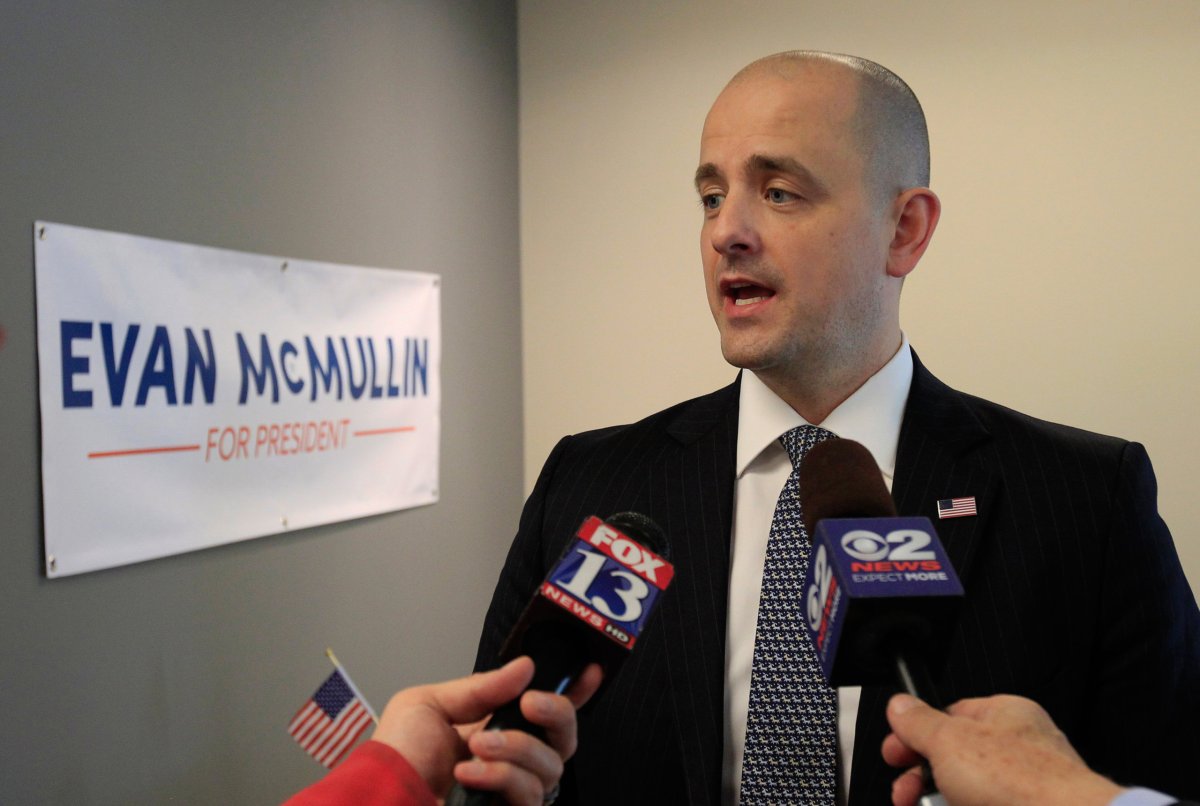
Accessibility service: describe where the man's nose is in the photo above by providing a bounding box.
[707,192,761,256]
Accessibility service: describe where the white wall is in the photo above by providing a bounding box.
[518,0,1200,589]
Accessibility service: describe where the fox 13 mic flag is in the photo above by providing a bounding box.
[288,667,377,768]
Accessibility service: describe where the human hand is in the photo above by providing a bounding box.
[372,656,602,805]
[882,693,1124,806]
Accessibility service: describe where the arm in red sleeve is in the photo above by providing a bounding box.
[282,740,437,806]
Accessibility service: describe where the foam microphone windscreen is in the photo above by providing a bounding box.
[799,436,896,537]
[605,510,669,558]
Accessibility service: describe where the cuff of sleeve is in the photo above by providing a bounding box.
[356,741,439,806]
[1108,787,1177,806]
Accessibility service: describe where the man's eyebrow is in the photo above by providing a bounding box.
[747,154,828,196]
[693,155,829,197]
[693,162,721,191]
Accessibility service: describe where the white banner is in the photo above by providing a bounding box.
[34,221,440,577]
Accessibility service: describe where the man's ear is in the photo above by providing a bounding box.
[886,187,941,279]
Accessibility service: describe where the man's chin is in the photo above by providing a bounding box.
[720,345,776,373]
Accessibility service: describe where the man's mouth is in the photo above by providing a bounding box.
[725,280,774,306]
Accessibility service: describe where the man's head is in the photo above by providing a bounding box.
[695,51,939,420]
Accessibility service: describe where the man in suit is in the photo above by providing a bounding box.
[474,51,1200,804]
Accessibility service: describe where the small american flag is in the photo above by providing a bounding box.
[288,667,376,768]
[937,497,977,519]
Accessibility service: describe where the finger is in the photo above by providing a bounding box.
[885,693,946,756]
[453,715,491,744]
[421,656,536,725]
[520,688,580,761]
[564,662,604,708]
[454,758,547,806]
[944,696,995,719]
[890,765,925,806]
[468,727,564,793]
[881,731,923,769]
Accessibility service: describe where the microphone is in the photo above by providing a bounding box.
[799,438,962,806]
[446,512,674,806]
[799,438,962,696]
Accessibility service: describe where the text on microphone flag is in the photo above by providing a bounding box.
[540,516,677,649]
[574,516,673,588]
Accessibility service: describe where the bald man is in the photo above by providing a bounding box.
[475,52,1200,805]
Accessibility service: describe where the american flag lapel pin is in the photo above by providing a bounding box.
[937,497,977,519]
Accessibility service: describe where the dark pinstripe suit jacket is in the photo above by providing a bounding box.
[475,352,1200,804]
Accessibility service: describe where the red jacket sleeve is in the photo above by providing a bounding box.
[282,740,437,806]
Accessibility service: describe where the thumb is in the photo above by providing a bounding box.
[886,693,947,756]
[424,656,535,725]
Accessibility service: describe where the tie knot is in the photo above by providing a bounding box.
[779,424,836,468]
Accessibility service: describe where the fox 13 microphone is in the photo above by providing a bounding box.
[799,438,964,806]
[446,512,674,806]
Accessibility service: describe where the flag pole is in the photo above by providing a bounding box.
[325,647,379,724]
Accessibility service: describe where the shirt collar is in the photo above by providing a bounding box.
[736,334,913,481]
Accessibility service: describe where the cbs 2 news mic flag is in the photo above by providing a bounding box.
[804,516,963,686]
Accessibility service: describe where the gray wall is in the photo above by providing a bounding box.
[1,2,520,803]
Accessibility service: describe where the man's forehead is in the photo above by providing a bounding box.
[694,65,869,191]
[704,65,860,134]
[698,76,859,164]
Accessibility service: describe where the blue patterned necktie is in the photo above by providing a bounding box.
[740,424,838,805]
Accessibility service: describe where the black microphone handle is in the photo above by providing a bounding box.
[893,649,949,805]
[894,648,941,709]
[445,625,589,806]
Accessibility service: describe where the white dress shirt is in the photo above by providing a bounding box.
[722,336,914,804]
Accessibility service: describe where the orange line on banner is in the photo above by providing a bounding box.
[352,427,416,437]
[88,444,202,459]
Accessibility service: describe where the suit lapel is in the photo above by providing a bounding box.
[891,351,998,585]
[650,378,740,805]
[850,350,1000,804]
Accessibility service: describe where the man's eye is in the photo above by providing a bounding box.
[700,193,724,210]
[766,188,796,203]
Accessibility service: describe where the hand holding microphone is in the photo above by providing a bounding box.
[882,693,1126,806]
[283,657,602,806]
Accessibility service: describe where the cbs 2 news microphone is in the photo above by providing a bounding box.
[801,439,964,806]
[447,513,674,806]
[800,439,963,697]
